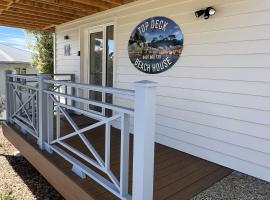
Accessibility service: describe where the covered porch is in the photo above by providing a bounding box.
[3,115,232,200]
[0,0,241,199]
[3,72,232,199]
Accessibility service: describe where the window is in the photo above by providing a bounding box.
[21,68,26,74]
[14,68,27,74]
[14,68,20,74]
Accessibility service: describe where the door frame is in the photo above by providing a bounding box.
[86,22,115,86]
[83,22,115,113]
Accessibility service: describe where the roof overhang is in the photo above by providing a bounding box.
[0,0,136,32]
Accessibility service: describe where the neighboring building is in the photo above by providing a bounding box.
[0,44,36,96]
[0,44,36,120]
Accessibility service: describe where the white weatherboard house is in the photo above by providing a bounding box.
[55,0,270,182]
[0,44,36,96]
[2,0,270,200]
[0,44,36,119]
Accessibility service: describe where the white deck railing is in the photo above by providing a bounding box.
[5,70,157,200]
[6,74,39,138]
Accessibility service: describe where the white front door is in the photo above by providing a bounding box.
[88,25,114,115]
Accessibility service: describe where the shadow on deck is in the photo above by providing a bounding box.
[2,115,232,200]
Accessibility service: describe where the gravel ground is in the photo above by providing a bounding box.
[192,171,270,200]
[0,125,63,200]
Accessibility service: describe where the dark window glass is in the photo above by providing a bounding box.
[89,31,103,112]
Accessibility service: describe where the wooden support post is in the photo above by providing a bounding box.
[38,74,51,150]
[5,70,13,123]
[132,80,157,200]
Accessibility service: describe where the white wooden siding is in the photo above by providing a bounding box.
[55,0,270,182]
[0,63,35,96]
[55,29,80,82]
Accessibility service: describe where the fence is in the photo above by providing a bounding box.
[5,70,157,200]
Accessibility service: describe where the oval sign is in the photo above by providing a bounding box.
[128,16,184,74]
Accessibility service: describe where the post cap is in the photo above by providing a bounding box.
[38,74,52,79]
[5,70,13,74]
[135,80,157,88]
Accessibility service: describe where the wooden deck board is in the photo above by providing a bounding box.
[2,115,232,200]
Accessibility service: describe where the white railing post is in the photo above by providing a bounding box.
[38,74,51,150]
[70,74,76,107]
[132,80,157,200]
[120,113,130,197]
[45,81,54,153]
[5,70,13,123]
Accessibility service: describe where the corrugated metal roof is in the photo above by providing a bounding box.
[0,44,32,63]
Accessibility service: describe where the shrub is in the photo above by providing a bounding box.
[0,191,13,200]
[26,30,54,74]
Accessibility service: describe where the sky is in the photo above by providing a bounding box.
[0,26,35,51]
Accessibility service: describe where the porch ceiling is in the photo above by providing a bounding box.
[0,0,136,32]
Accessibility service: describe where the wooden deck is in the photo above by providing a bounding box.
[3,115,232,200]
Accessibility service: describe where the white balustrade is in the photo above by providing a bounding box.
[5,70,157,200]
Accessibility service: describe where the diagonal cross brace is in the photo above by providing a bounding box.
[50,95,106,168]
[12,85,35,125]
[12,92,37,119]
[49,93,122,189]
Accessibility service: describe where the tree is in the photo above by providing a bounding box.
[26,30,54,74]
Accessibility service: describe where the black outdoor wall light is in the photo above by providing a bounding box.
[195,7,216,19]
[64,35,69,40]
